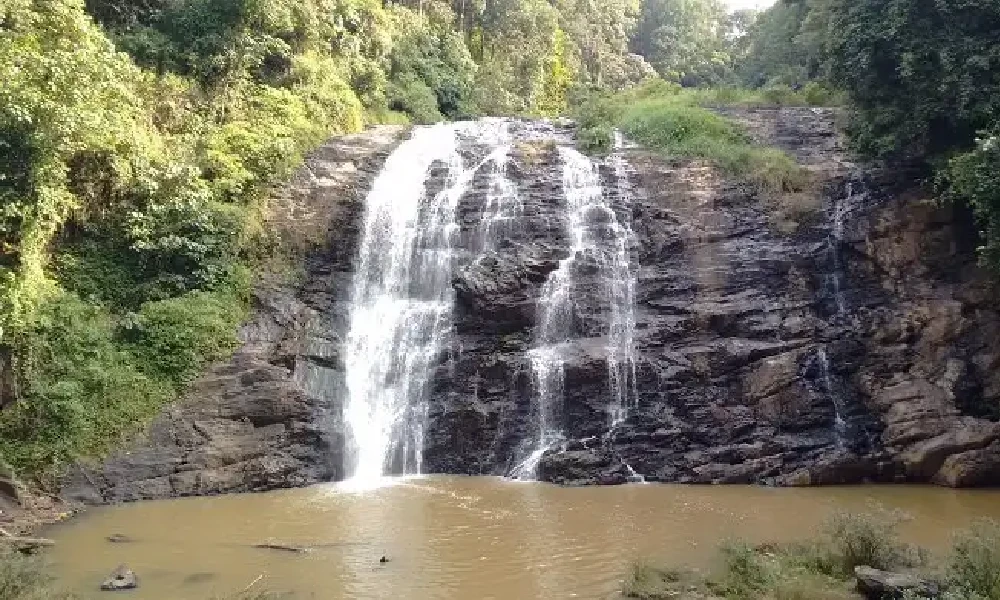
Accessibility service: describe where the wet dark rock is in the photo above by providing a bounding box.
[61,127,407,504]
[0,478,18,501]
[61,112,1000,496]
[854,566,939,599]
[100,565,137,591]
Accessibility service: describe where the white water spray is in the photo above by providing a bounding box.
[343,124,470,487]
[511,145,639,479]
[815,347,847,445]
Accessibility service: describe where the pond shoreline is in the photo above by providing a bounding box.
[34,476,1000,599]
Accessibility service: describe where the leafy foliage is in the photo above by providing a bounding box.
[827,0,1000,161]
[948,520,1000,600]
[738,0,832,88]
[823,0,1000,269]
[940,134,1000,270]
[632,0,733,87]
[572,80,808,192]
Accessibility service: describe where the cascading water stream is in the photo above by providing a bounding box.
[817,179,872,449]
[343,123,470,487]
[608,131,642,482]
[608,131,640,429]
[815,347,847,445]
[510,144,639,480]
[477,122,521,252]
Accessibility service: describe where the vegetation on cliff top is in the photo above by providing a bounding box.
[742,0,1000,271]
[570,79,822,193]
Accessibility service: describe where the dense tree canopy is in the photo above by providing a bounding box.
[631,0,733,86]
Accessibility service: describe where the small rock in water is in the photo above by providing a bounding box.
[105,533,134,544]
[379,555,389,564]
[100,565,138,591]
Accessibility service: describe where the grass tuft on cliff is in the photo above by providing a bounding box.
[570,79,812,193]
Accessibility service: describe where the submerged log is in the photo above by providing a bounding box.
[252,542,310,553]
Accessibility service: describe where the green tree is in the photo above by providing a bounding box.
[553,0,649,90]
[631,0,733,87]
[827,0,1000,160]
[738,0,832,88]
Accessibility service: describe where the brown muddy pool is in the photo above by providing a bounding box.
[45,476,1000,599]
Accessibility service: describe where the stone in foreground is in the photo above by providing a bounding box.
[101,565,138,591]
[854,566,938,599]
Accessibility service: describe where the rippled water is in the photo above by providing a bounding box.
[47,478,1000,599]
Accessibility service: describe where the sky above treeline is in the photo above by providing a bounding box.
[724,0,776,10]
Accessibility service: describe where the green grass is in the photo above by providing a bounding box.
[571,79,817,193]
[623,508,931,600]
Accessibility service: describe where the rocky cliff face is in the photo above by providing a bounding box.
[63,110,1000,503]
[62,127,405,503]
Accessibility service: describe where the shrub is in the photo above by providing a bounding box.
[939,133,1000,271]
[807,508,914,577]
[387,75,444,124]
[126,282,248,386]
[948,520,1000,600]
[761,84,799,106]
[578,125,615,153]
[0,293,172,477]
[0,548,78,600]
[708,541,776,599]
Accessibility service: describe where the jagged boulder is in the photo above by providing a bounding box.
[101,565,138,591]
[854,566,939,599]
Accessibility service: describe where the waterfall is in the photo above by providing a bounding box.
[815,347,847,445]
[608,134,639,429]
[817,178,873,450]
[343,123,469,486]
[826,180,857,317]
[510,145,639,479]
[608,132,641,482]
[477,122,520,252]
[817,182,852,446]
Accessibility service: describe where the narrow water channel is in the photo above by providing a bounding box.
[47,478,1000,599]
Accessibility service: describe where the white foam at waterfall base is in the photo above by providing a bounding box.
[343,123,468,487]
